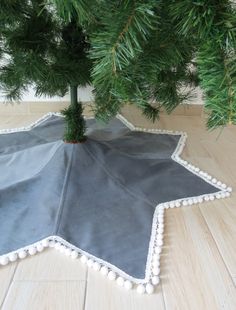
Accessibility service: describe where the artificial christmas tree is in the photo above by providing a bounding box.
[1,0,236,132]
[0,0,91,142]
[52,0,236,128]
[0,0,234,295]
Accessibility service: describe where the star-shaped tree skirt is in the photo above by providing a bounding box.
[0,113,232,294]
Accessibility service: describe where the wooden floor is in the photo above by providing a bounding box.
[0,106,236,310]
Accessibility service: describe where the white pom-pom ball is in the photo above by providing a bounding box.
[9,253,18,262]
[198,197,203,203]
[59,245,66,253]
[137,284,145,294]
[157,227,164,234]
[182,200,188,206]
[28,247,37,256]
[71,251,79,259]
[93,262,101,271]
[49,240,55,248]
[188,199,193,205]
[18,250,27,259]
[146,283,154,294]
[193,198,198,204]
[116,277,124,287]
[153,259,160,268]
[175,201,181,207]
[100,266,109,276]
[55,243,61,250]
[152,276,160,285]
[36,244,44,252]
[80,255,88,264]
[124,280,133,290]
[42,239,49,247]
[155,246,162,254]
[157,239,163,246]
[65,248,72,256]
[153,253,159,261]
[227,187,232,192]
[204,195,210,201]
[0,256,9,266]
[108,271,116,281]
[87,259,94,268]
[153,267,160,276]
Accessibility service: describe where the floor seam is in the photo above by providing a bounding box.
[0,262,19,310]
[82,267,89,310]
[199,205,235,285]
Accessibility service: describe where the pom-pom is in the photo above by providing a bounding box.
[93,262,101,271]
[146,283,154,294]
[71,251,79,259]
[65,248,72,256]
[49,240,55,248]
[36,244,44,252]
[116,277,124,287]
[18,250,27,259]
[9,253,18,262]
[42,239,49,247]
[137,284,145,294]
[151,276,160,285]
[108,271,116,281]
[175,201,181,207]
[0,256,9,266]
[28,247,37,256]
[124,280,133,290]
[100,266,109,276]
[87,259,94,268]
[80,255,88,264]
[153,267,160,276]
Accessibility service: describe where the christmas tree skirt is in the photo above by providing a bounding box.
[0,113,232,294]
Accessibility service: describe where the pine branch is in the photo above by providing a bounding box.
[91,1,156,89]
[197,40,236,129]
[49,0,96,24]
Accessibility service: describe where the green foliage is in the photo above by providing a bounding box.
[61,100,86,142]
[197,40,236,128]
[0,0,91,101]
[1,0,236,131]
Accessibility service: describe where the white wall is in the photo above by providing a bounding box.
[0,84,203,104]
[0,85,94,102]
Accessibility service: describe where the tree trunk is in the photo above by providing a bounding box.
[62,85,86,143]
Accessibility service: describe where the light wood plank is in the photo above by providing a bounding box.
[85,268,165,310]
[200,200,236,280]
[2,281,86,310]
[0,263,18,307]
[14,249,87,282]
[161,207,236,310]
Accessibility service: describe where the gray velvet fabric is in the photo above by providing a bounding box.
[0,115,219,279]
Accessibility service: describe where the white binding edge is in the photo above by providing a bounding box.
[0,112,232,295]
